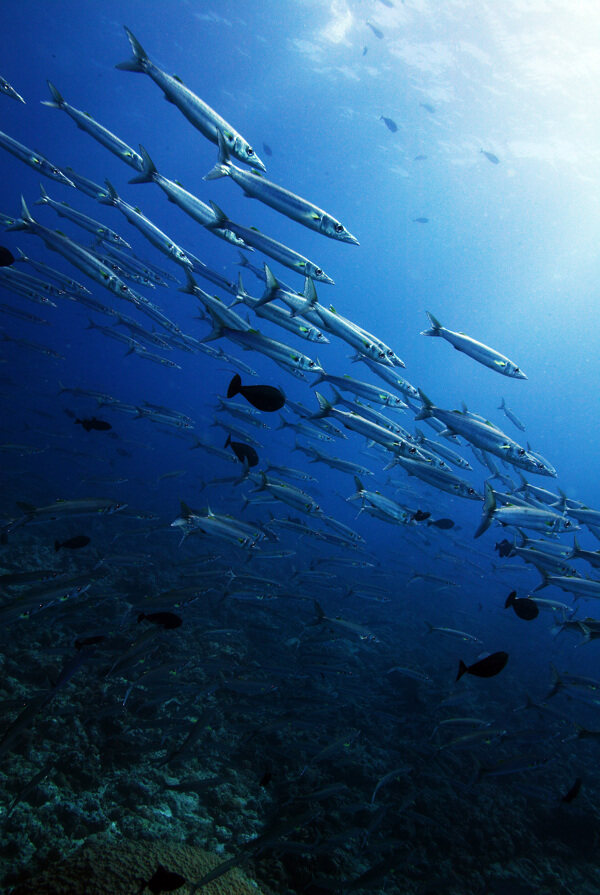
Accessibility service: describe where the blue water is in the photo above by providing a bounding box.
[2,3,600,893]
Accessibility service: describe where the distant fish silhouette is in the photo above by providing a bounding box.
[420,103,435,114]
[481,149,500,164]
[380,116,397,133]
[262,142,272,157]
[140,864,186,894]
[0,246,15,266]
[457,651,508,681]
[413,217,429,224]
[366,20,384,39]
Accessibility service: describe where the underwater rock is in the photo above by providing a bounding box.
[11,835,270,895]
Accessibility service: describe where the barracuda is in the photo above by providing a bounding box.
[117,27,265,171]
[42,81,144,170]
[475,483,577,539]
[205,130,358,243]
[35,184,131,248]
[0,129,74,186]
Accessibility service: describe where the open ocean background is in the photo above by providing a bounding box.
[2,2,600,894]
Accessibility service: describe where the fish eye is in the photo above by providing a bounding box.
[468,488,475,494]
[565,520,571,527]
[120,284,129,293]
[409,447,417,454]
[518,448,526,455]
[247,147,254,156]
[334,223,344,232]
[316,268,323,276]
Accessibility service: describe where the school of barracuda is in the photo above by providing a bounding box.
[1,24,600,895]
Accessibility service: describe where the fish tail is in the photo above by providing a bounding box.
[128,144,156,184]
[311,391,331,419]
[236,251,250,268]
[420,311,443,337]
[314,599,325,621]
[498,397,506,410]
[414,388,434,421]
[227,374,242,398]
[4,196,33,232]
[208,200,228,228]
[99,179,119,206]
[504,590,516,608]
[473,481,496,539]
[34,183,50,206]
[204,130,232,181]
[532,568,550,592]
[41,80,65,109]
[224,434,231,448]
[354,476,365,494]
[456,660,468,681]
[115,26,149,72]
[137,613,146,623]
[329,385,343,406]
[178,270,198,295]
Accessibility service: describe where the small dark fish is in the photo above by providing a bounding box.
[138,611,182,630]
[75,634,107,650]
[561,777,582,804]
[141,864,186,894]
[262,142,272,157]
[481,149,500,164]
[366,20,384,39]
[378,0,395,6]
[428,518,455,530]
[412,510,431,522]
[362,46,368,56]
[380,116,398,133]
[414,154,428,161]
[55,535,90,552]
[75,417,112,432]
[227,373,285,412]
[259,768,272,788]
[505,590,539,621]
[225,434,258,467]
[413,217,429,224]
[0,246,14,267]
[495,539,514,558]
[456,651,508,681]
[420,103,435,114]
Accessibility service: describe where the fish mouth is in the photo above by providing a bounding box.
[344,233,360,246]
[317,272,335,285]
[57,172,76,188]
[249,156,267,173]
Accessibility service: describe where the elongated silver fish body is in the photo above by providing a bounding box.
[205,131,358,243]
[117,27,265,171]
[422,312,526,379]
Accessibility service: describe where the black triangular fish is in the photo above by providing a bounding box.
[457,651,508,681]
[227,373,285,412]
